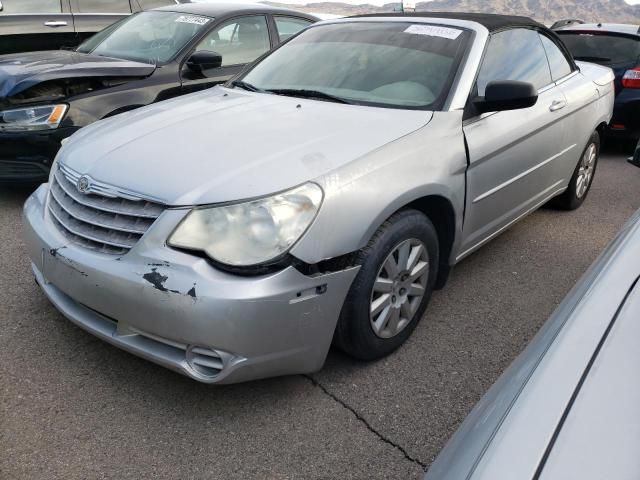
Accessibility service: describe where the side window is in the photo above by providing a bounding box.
[274,16,313,42]
[0,0,61,13]
[476,28,552,96]
[74,0,131,13]
[195,15,270,67]
[539,33,573,81]
[139,0,176,9]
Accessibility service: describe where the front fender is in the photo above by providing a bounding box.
[291,111,467,265]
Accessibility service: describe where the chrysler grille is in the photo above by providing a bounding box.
[48,165,165,255]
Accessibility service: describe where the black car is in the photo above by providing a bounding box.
[555,22,640,144]
[0,0,191,56]
[0,3,317,183]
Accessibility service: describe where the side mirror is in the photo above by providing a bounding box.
[0,2,4,12]
[474,80,538,113]
[186,50,222,75]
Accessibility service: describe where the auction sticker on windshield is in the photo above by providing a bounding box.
[175,15,210,25]
[404,24,462,39]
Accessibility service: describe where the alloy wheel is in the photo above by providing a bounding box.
[576,142,597,199]
[369,238,429,339]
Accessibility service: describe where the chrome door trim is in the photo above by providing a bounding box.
[456,180,567,262]
[472,144,576,204]
[538,83,555,94]
[554,70,580,87]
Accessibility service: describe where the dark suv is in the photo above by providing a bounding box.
[555,23,640,144]
[0,0,190,55]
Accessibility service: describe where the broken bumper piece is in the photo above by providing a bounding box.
[23,184,359,384]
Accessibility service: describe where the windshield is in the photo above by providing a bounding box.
[77,11,212,65]
[559,32,640,65]
[240,22,469,109]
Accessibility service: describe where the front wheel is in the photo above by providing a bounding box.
[333,210,439,360]
[551,132,600,210]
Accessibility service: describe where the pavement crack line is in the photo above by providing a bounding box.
[303,374,427,471]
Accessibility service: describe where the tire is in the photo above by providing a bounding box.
[551,132,600,210]
[333,209,439,360]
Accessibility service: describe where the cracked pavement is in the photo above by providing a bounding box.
[2,150,640,479]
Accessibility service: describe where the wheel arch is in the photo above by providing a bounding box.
[595,121,608,138]
[354,191,458,290]
[404,195,456,289]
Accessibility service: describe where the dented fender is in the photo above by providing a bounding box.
[292,111,468,265]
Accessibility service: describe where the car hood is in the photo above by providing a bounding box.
[59,87,433,206]
[0,50,155,98]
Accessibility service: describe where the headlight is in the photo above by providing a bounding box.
[168,183,323,267]
[0,104,68,132]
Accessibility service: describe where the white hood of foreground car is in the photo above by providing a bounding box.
[59,86,433,205]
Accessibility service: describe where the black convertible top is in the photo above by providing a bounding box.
[353,12,546,32]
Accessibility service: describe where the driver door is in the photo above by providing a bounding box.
[181,15,272,94]
[459,28,570,258]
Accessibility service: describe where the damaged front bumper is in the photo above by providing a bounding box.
[23,184,359,384]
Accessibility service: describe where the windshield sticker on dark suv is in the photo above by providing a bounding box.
[175,15,210,26]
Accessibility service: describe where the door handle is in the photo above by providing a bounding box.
[44,21,68,27]
[549,99,567,112]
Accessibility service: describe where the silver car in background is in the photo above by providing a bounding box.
[23,13,614,383]
[425,207,640,480]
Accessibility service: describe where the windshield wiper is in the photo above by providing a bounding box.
[265,88,353,104]
[229,80,264,92]
[573,55,612,62]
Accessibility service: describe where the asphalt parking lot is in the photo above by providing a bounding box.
[2,149,639,480]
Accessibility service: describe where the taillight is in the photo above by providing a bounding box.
[622,68,640,88]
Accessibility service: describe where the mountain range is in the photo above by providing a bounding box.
[264,0,640,23]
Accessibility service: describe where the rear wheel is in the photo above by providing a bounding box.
[333,210,438,360]
[551,132,599,210]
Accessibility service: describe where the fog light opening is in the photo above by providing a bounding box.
[186,345,225,378]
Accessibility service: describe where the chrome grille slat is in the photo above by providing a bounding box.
[54,168,164,219]
[48,164,166,255]
[49,215,129,255]
[49,200,138,249]
[59,163,165,202]
[50,181,154,235]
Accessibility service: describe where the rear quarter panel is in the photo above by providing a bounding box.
[555,67,613,181]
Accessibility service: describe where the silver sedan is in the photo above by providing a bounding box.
[23,13,614,383]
